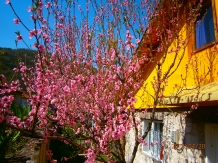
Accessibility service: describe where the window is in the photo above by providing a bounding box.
[195,0,215,49]
[142,120,163,160]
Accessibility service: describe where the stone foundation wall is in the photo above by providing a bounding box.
[125,112,164,163]
[162,113,205,163]
[125,112,205,163]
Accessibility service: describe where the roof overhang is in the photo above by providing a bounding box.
[134,0,198,82]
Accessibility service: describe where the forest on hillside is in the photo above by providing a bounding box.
[0,48,36,81]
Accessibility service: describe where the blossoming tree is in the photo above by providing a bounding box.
[1,0,201,162]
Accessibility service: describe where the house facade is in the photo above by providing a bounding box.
[125,0,218,162]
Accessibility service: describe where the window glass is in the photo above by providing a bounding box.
[143,121,163,159]
[195,1,215,49]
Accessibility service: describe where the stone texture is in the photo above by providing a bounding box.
[125,112,205,163]
[11,137,46,163]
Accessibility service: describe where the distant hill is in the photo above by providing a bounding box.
[0,48,36,81]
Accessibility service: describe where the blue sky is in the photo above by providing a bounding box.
[0,0,89,49]
[0,1,34,49]
[0,0,143,49]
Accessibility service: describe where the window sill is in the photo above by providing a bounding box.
[193,42,217,54]
[142,151,163,163]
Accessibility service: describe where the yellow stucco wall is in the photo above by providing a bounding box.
[135,0,218,108]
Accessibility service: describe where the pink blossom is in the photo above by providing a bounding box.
[159,93,164,99]
[27,6,32,12]
[85,148,96,163]
[46,150,53,161]
[32,43,38,48]
[29,31,35,39]
[51,99,57,104]
[63,85,70,94]
[5,130,11,135]
[29,29,42,39]
[126,44,130,50]
[76,128,80,134]
[30,15,34,20]
[78,5,82,12]
[115,85,120,90]
[131,43,136,49]
[17,35,23,41]
[60,16,64,22]
[64,140,69,145]
[5,0,10,4]
[63,157,68,161]
[38,1,43,8]
[94,16,99,21]
[13,68,19,72]
[38,44,44,52]
[8,95,14,103]
[136,39,140,44]
[2,96,9,104]
[13,18,20,24]
[46,2,52,8]
[0,114,5,123]
[42,19,47,24]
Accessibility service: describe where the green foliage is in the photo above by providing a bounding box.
[4,134,29,159]
[63,126,76,138]
[0,103,30,160]
[50,140,86,163]
[10,103,31,120]
[14,31,21,36]
[0,121,12,159]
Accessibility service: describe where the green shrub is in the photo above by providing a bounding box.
[0,103,30,160]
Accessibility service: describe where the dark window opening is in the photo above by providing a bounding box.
[195,0,215,49]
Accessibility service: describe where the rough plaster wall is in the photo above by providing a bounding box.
[125,112,164,163]
[162,113,205,163]
[125,120,158,163]
[125,112,205,163]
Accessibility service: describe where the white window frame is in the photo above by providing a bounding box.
[142,120,163,160]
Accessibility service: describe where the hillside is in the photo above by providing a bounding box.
[0,48,36,81]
